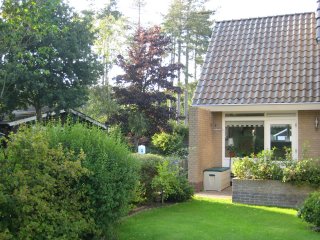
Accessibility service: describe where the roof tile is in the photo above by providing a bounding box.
[193,12,320,106]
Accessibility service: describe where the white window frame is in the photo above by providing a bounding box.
[222,111,298,167]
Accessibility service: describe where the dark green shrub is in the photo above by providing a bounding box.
[133,153,165,203]
[298,191,320,231]
[0,126,95,239]
[167,174,194,202]
[283,159,320,187]
[46,123,139,238]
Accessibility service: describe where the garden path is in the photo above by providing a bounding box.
[195,186,232,200]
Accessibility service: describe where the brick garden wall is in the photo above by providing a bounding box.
[232,179,315,208]
[298,110,320,159]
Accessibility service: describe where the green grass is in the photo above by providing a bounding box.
[117,197,320,240]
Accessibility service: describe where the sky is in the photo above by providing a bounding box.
[68,0,318,24]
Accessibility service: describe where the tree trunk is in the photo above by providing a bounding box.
[35,105,42,122]
[177,38,182,119]
[194,48,197,81]
[184,32,189,125]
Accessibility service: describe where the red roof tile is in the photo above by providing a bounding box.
[193,12,320,106]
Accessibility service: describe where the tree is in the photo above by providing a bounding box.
[94,0,127,87]
[163,0,214,123]
[111,26,181,138]
[0,0,101,121]
[79,85,119,123]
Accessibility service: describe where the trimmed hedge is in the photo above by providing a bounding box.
[0,123,139,239]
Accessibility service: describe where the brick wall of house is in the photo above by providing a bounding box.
[232,179,314,208]
[298,110,320,159]
[188,107,222,191]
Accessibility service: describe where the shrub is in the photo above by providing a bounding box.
[167,174,194,202]
[298,191,320,231]
[232,156,256,179]
[0,126,95,239]
[152,160,178,204]
[283,158,320,187]
[134,154,193,204]
[152,132,183,155]
[46,123,139,238]
[133,153,165,203]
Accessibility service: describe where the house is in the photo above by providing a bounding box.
[0,108,107,137]
[188,9,320,191]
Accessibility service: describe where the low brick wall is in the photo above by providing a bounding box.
[232,179,315,208]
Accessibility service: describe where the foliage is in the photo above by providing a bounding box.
[163,0,214,121]
[80,85,119,123]
[0,0,101,119]
[133,153,165,203]
[46,122,139,238]
[152,160,178,204]
[233,150,320,188]
[283,159,320,188]
[128,111,149,150]
[298,191,320,231]
[232,156,257,179]
[94,0,127,86]
[0,126,95,239]
[151,121,189,157]
[152,131,183,155]
[111,26,182,137]
[167,173,194,202]
[133,153,192,204]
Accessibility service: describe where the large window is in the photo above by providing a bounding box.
[225,121,264,158]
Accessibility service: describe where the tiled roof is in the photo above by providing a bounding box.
[193,12,320,106]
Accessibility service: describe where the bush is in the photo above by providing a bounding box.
[232,150,283,180]
[232,150,320,189]
[232,156,256,179]
[283,158,320,187]
[151,121,188,157]
[134,154,193,204]
[298,191,320,231]
[152,132,183,155]
[46,123,139,238]
[0,126,95,239]
[133,153,165,203]
[167,174,194,202]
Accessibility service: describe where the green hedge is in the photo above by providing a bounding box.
[0,123,139,239]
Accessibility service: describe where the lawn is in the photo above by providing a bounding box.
[117,197,320,240]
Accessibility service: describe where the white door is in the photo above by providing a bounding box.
[265,119,298,160]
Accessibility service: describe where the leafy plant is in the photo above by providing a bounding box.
[152,131,183,155]
[283,159,320,187]
[134,153,165,203]
[232,157,256,179]
[298,191,320,231]
[0,126,95,239]
[152,160,178,204]
[167,174,194,202]
[46,122,139,239]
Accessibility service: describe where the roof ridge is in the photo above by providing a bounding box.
[215,12,315,23]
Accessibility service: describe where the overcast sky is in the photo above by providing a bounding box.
[68,0,318,24]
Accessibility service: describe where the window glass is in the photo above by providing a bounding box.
[225,122,264,157]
